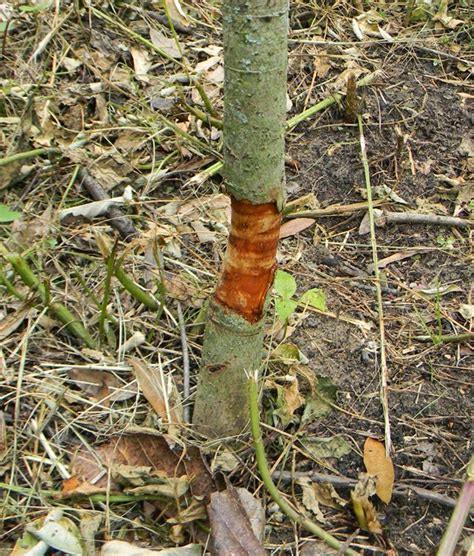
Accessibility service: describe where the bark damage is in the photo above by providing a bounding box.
[215,197,281,323]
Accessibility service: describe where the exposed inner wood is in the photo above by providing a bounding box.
[214,197,281,323]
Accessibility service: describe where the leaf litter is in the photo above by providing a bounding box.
[0,0,472,554]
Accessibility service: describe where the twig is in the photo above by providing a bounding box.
[78,168,138,241]
[176,302,191,423]
[29,10,71,62]
[248,374,360,556]
[0,147,61,167]
[361,209,474,232]
[285,199,386,219]
[274,471,468,511]
[358,114,392,456]
[413,332,474,344]
[29,419,70,480]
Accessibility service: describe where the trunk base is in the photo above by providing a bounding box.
[193,301,264,438]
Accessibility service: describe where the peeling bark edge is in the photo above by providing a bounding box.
[215,198,281,323]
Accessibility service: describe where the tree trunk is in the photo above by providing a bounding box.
[193,0,288,438]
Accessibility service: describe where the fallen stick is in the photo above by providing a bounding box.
[78,168,138,241]
[285,199,386,219]
[359,209,473,235]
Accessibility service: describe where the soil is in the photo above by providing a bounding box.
[274,47,473,554]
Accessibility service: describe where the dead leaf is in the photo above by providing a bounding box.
[101,540,201,555]
[301,436,352,460]
[279,218,315,239]
[0,303,34,341]
[12,510,83,555]
[67,432,214,500]
[314,51,330,78]
[129,357,183,428]
[163,0,190,29]
[273,377,304,426]
[297,477,325,523]
[208,486,266,555]
[311,482,347,509]
[367,249,430,273]
[60,188,133,221]
[363,437,394,504]
[351,473,383,534]
[460,304,474,320]
[150,28,182,58]
[68,368,137,403]
[131,47,152,83]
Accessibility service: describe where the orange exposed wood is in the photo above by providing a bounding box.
[214,197,281,323]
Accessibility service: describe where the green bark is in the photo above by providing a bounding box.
[193,303,265,438]
[193,0,288,438]
[223,0,288,207]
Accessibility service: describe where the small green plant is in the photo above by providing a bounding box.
[0,204,22,223]
[273,270,327,323]
[436,234,456,249]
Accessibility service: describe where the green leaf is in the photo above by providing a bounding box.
[274,270,297,299]
[19,2,51,13]
[300,288,327,311]
[272,342,308,364]
[0,204,22,223]
[275,298,297,323]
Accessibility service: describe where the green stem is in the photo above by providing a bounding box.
[193,79,219,118]
[0,267,24,299]
[0,147,61,167]
[99,247,116,340]
[181,98,223,129]
[287,72,378,130]
[1,249,96,348]
[114,264,159,311]
[414,332,474,344]
[248,376,360,556]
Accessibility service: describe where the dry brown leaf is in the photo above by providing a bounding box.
[363,437,394,504]
[163,0,190,29]
[66,432,214,500]
[279,217,315,239]
[297,478,325,523]
[129,357,183,427]
[208,486,266,556]
[351,473,383,534]
[314,51,330,78]
[68,368,137,403]
[149,28,182,58]
[0,303,34,341]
